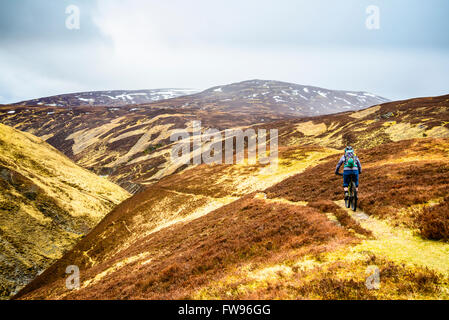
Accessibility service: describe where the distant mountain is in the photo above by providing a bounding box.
[0,124,129,299]
[8,80,388,115]
[146,80,390,117]
[11,89,199,107]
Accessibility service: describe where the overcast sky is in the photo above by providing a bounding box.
[0,0,448,103]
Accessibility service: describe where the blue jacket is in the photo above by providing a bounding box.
[335,155,362,174]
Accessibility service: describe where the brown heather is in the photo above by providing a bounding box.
[16,195,354,299]
[266,138,449,240]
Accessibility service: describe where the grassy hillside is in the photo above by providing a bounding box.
[15,138,449,300]
[0,124,130,298]
[269,94,449,149]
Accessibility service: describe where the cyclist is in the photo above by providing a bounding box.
[335,146,362,200]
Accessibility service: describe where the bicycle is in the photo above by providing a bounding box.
[337,173,358,211]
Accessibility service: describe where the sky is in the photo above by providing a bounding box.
[0,0,448,103]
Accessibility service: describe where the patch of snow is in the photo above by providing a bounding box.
[7,110,15,114]
[101,94,117,100]
[273,96,286,103]
[317,91,328,98]
[303,87,309,93]
[214,87,223,92]
[78,98,95,103]
[346,92,358,96]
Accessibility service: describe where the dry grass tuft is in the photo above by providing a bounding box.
[416,196,449,241]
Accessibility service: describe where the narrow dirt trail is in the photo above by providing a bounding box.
[335,200,449,276]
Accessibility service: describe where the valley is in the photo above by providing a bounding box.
[0,81,448,300]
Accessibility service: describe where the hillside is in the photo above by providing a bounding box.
[0,105,290,193]
[15,135,449,300]
[0,124,130,299]
[263,94,449,149]
[10,89,199,108]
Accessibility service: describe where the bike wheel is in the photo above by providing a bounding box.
[345,184,350,208]
[351,182,357,211]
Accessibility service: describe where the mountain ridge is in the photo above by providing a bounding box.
[6,80,389,117]
[133,79,390,117]
[9,88,199,108]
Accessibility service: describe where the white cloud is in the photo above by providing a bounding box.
[0,0,448,103]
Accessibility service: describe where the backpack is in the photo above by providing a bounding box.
[344,150,356,168]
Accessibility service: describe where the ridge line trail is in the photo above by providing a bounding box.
[334,200,449,276]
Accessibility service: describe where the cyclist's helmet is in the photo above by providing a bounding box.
[345,146,353,153]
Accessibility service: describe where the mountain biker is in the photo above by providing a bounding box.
[335,146,362,200]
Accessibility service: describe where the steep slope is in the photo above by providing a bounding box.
[15,138,449,300]
[0,124,130,298]
[10,89,199,108]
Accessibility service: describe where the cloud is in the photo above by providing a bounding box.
[0,0,448,103]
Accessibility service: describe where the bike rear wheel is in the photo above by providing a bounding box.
[345,174,352,208]
[350,181,357,211]
[345,188,350,208]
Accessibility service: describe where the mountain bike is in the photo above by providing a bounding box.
[337,173,357,211]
